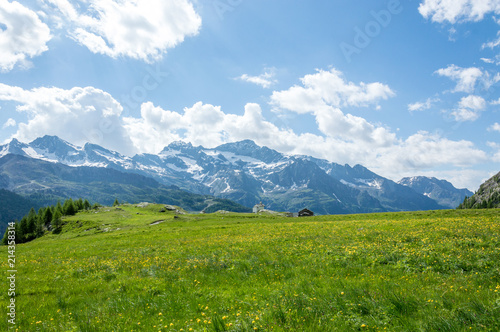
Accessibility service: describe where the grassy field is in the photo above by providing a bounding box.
[1,205,500,331]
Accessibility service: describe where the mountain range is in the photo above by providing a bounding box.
[398,176,473,209]
[0,135,474,214]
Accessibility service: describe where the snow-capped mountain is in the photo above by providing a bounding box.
[0,135,453,213]
[0,136,133,169]
[399,176,474,208]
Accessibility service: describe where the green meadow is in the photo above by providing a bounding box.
[1,205,500,331]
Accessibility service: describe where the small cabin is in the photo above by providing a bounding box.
[253,202,265,213]
[298,208,314,217]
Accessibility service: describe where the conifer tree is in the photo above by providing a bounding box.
[75,198,84,211]
[83,199,91,210]
[18,216,28,243]
[55,200,63,215]
[113,198,120,207]
[51,209,63,234]
[63,198,76,216]
[35,208,45,237]
[42,207,53,228]
[24,208,38,242]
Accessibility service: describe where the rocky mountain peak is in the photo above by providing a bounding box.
[458,172,500,209]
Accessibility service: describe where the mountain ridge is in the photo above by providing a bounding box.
[458,172,500,209]
[0,153,251,215]
[0,135,466,213]
[399,176,474,209]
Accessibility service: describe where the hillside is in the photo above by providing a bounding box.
[1,207,499,331]
[458,171,500,209]
[399,176,474,208]
[0,154,251,213]
[0,189,36,235]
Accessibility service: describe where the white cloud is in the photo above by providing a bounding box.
[46,0,201,62]
[450,95,486,121]
[489,122,500,132]
[123,101,302,154]
[238,70,277,89]
[435,65,486,93]
[269,69,397,147]
[419,0,500,23]
[458,95,486,110]
[450,108,480,122]
[0,0,52,72]
[271,68,395,112]
[480,57,495,64]
[408,97,438,111]
[488,141,500,163]
[0,83,135,154]
[376,131,487,171]
[482,31,500,49]
[2,118,16,129]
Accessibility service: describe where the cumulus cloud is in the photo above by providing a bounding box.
[377,131,487,170]
[450,95,486,121]
[0,83,135,154]
[46,0,201,62]
[2,118,16,129]
[408,98,439,112]
[435,65,488,93]
[489,122,500,132]
[269,68,396,147]
[271,68,395,112]
[123,101,301,154]
[458,95,486,110]
[419,0,500,23]
[0,0,52,72]
[237,69,277,89]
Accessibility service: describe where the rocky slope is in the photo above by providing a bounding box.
[458,172,500,209]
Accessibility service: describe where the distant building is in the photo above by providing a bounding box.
[253,202,265,213]
[298,208,314,217]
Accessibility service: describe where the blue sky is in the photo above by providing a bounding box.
[1,0,500,191]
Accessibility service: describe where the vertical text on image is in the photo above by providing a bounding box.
[6,222,16,327]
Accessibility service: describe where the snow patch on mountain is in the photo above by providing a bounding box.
[0,146,8,158]
[355,178,383,189]
[178,156,203,174]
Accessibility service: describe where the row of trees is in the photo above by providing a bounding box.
[2,198,99,245]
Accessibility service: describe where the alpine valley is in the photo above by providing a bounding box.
[0,135,473,216]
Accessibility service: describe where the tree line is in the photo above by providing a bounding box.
[1,198,101,245]
[457,191,500,209]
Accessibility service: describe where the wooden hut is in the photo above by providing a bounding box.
[298,208,314,217]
